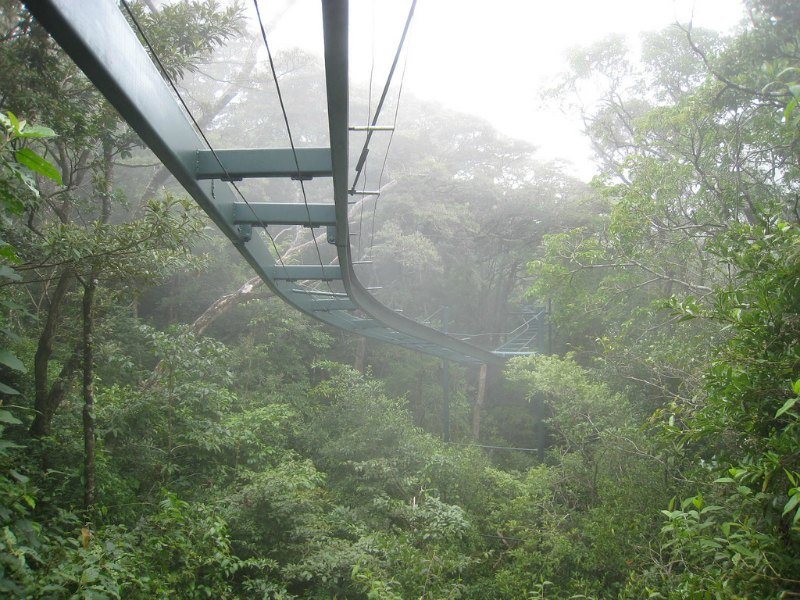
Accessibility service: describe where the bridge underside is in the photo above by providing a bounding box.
[27,0,505,366]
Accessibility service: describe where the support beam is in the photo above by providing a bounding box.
[267,266,342,280]
[348,190,381,196]
[348,125,394,131]
[195,148,332,180]
[233,202,335,226]
[291,289,347,297]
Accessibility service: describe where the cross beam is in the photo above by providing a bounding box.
[232,203,336,227]
[196,148,332,180]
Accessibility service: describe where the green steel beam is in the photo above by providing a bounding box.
[196,148,332,180]
[22,0,353,333]
[232,202,335,226]
[25,0,240,249]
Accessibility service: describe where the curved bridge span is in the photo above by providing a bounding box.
[28,0,511,365]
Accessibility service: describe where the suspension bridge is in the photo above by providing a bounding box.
[27,0,545,366]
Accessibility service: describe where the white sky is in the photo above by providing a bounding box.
[265,0,745,180]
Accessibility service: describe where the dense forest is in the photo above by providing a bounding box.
[1,0,800,597]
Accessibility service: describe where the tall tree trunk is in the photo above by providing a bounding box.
[82,274,97,510]
[82,141,112,510]
[533,392,545,462]
[354,336,367,373]
[473,363,488,439]
[45,343,82,413]
[193,275,267,335]
[413,370,424,427]
[30,269,72,437]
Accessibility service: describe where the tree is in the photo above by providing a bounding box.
[529,1,800,596]
[0,0,241,441]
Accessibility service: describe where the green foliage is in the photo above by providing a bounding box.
[4,0,800,596]
[0,110,59,396]
[26,194,207,282]
[531,4,800,595]
[100,325,238,489]
[0,409,37,597]
[638,221,800,596]
[499,356,670,598]
[228,298,334,389]
[125,1,244,81]
[0,110,60,210]
[507,354,629,454]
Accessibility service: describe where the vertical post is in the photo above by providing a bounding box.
[533,392,545,462]
[82,274,97,511]
[441,306,450,443]
[534,306,547,461]
[354,336,367,373]
[473,363,488,439]
[536,307,548,354]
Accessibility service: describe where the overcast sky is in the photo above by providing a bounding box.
[264,0,746,180]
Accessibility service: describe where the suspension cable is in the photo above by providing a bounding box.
[368,46,410,259]
[252,0,334,293]
[350,0,417,193]
[356,0,376,260]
